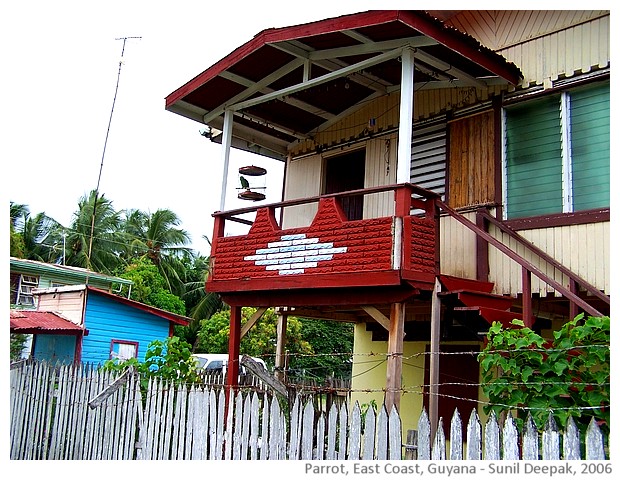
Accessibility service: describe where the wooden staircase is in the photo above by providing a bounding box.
[437,275,527,336]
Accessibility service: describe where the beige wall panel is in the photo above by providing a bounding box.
[499,15,609,86]
[37,292,84,325]
[282,154,322,229]
[439,213,477,279]
[364,135,397,218]
[487,222,609,297]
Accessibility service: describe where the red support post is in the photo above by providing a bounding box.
[226,305,242,412]
[522,267,533,327]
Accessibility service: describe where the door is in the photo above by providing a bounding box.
[324,149,365,220]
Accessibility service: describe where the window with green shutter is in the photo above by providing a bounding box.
[503,81,609,219]
[569,83,610,211]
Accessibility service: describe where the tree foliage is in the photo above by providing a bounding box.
[194,308,313,366]
[119,258,186,315]
[102,336,200,390]
[479,314,610,436]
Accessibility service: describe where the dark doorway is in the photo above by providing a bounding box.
[423,344,480,439]
[324,149,365,220]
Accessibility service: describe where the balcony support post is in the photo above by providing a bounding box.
[274,311,288,382]
[225,305,242,413]
[429,277,441,442]
[385,302,405,414]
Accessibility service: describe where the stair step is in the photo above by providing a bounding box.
[439,290,515,311]
[454,306,523,329]
[438,275,494,294]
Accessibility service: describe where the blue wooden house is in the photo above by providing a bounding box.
[10,285,190,365]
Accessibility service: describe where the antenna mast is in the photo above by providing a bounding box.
[86,36,141,275]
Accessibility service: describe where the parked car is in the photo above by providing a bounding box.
[191,353,267,375]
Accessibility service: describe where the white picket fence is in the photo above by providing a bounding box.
[10,361,608,460]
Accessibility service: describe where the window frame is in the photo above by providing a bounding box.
[502,81,609,220]
[109,340,139,361]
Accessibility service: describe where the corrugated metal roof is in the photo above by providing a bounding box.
[10,310,84,333]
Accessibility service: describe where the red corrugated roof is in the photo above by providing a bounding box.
[10,310,84,333]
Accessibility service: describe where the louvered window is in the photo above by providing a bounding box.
[504,81,609,219]
[410,119,447,199]
[16,274,39,306]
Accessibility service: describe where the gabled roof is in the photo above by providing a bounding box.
[166,10,522,160]
[10,310,85,335]
[10,257,133,286]
[34,285,191,326]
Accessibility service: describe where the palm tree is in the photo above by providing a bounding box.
[10,202,64,262]
[64,190,124,274]
[123,208,192,296]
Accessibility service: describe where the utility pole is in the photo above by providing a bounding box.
[86,36,141,277]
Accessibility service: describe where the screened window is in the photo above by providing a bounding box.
[110,340,138,360]
[504,81,609,219]
[16,274,39,306]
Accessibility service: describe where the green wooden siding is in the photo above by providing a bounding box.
[505,95,563,219]
[570,83,610,211]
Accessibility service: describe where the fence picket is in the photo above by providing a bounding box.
[301,399,315,459]
[240,393,251,460]
[249,393,260,459]
[431,418,446,460]
[585,417,605,460]
[289,395,301,459]
[522,413,539,460]
[417,409,431,460]
[542,413,560,460]
[348,402,362,460]
[450,409,463,460]
[9,362,610,461]
[376,404,389,460]
[484,411,500,460]
[503,413,519,460]
[316,413,326,460]
[388,406,402,460]
[466,409,482,460]
[362,404,376,460]
[338,402,348,460]
[326,402,338,460]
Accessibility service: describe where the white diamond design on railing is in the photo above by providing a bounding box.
[243,234,347,275]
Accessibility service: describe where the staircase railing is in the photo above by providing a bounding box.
[435,199,607,324]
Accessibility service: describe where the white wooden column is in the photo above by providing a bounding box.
[396,47,415,184]
[219,109,234,211]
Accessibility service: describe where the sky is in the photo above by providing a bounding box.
[2,0,398,257]
[3,0,611,259]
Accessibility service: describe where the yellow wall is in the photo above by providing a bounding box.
[350,322,490,437]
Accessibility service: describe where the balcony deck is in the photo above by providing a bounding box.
[208,184,440,308]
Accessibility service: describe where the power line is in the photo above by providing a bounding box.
[87,36,142,275]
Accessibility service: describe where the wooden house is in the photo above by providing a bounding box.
[10,285,189,365]
[165,10,610,434]
[10,256,133,309]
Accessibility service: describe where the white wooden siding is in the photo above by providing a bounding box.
[282,154,322,228]
[363,134,397,218]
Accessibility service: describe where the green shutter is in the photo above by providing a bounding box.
[570,82,610,211]
[505,96,563,219]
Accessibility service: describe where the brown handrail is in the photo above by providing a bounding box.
[435,199,605,318]
[477,209,610,306]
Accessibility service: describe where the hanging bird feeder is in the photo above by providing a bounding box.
[237,165,267,201]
